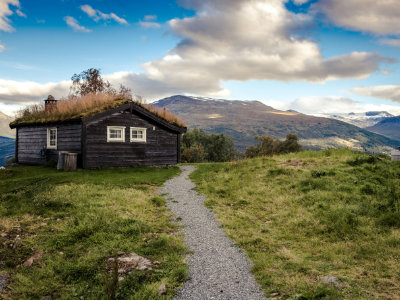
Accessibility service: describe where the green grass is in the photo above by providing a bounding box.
[0,165,187,299]
[190,149,400,299]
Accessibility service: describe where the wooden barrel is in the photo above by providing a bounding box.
[57,151,69,170]
[64,153,78,171]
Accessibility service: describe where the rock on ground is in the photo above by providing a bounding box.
[107,252,152,274]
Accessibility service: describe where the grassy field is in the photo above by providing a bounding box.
[191,149,400,299]
[0,166,187,299]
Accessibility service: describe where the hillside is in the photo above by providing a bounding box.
[0,136,15,166]
[0,111,15,138]
[319,111,393,128]
[366,115,400,141]
[154,95,399,153]
[191,149,400,299]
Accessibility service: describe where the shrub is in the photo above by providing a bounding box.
[245,133,302,158]
[181,128,236,162]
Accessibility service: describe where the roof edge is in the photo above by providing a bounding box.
[130,102,187,133]
[10,117,82,129]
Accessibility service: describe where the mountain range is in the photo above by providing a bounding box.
[366,116,400,141]
[318,111,394,129]
[154,95,400,153]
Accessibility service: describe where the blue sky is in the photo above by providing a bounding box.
[0,0,399,116]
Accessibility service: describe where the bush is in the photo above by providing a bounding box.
[181,128,236,162]
[245,133,302,158]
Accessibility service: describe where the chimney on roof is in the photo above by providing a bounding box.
[44,95,57,112]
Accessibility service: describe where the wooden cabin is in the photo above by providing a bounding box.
[10,97,186,168]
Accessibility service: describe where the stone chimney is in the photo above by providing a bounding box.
[44,95,57,112]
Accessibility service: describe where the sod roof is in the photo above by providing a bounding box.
[10,94,186,129]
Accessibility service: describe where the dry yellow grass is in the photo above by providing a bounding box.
[139,102,186,127]
[11,93,186,127]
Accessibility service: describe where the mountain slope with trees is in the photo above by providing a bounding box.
[154,95,399,153]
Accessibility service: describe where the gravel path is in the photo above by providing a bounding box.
[160,165,266,300]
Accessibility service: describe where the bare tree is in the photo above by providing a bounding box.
[70,68,116,97]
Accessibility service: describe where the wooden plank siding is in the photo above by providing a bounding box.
[17,123,82,165]
[84,109,179,168]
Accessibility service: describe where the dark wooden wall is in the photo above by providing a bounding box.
[84,110,178,168]
[17,123,82,165]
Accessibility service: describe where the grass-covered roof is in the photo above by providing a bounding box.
[10,93,186,128]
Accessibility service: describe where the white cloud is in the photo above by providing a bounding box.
[144,15,157,21]
[0,0,22,32]
[0,102,23,117]
[15,8,25,18]
[293,0,311,5]
[290,96,359,114]
[313,0,400,35]
[0,78,71,106]
[80,5,128,24]
[350,84,400,103]
[139,21,161,29]
[64,16,92,32]
[274,96,400,116]
[0,0,397,109]
[0,44,4,52]
[380,38,400,47]
[127,0,391,97]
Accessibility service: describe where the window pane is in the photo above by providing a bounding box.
[110,129,122,139]
[49,129,56,146]
[132,130,143,140]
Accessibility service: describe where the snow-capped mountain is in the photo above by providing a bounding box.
[317,111,394,128]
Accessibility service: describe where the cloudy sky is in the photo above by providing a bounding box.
[0,0,400,116]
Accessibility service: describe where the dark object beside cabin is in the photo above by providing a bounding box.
[64,153,78,171]
[10,100,186,168]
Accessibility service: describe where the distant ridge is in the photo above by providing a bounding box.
[154,95,399,153]
[318,111,394,128]
[366,115,400,141]
[0,136,15,166]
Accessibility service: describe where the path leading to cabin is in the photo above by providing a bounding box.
[160,165,266,300]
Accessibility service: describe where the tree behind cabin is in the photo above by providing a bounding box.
[70,68,132,99]
[181,128,236,162]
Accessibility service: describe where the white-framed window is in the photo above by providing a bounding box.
[107,126,125,142]
[130,127,147,143]
[47,127,57,149]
